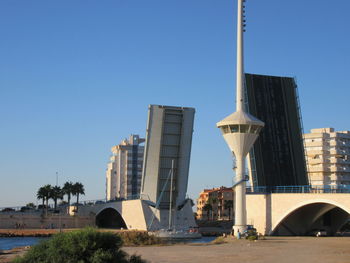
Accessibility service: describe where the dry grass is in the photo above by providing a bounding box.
[210,236,227,245]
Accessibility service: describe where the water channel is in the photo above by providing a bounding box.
[0,236,216,251]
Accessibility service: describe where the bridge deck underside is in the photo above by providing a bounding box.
[272,203,349,236]
[95,208,127,229]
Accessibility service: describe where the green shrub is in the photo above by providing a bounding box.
[13,228,147,263]
[117,231,162,246]
[244,228,259,241]
[247,235,258,241]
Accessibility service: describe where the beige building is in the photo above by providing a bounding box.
[106,135,145,200]
[196,187,234,221]
[304,128,350,188]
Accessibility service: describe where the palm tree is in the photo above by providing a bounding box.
[37,187,46,213]
[51,186,63,211]
[43,184,53,215]
[62,181,74,208]
[224,200,233,220]
[203,203,212,221]
[211,198,217,220]
[37,184,53,215]
[72,182,85,212]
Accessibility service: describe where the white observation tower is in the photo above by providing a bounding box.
[216,0,264,237]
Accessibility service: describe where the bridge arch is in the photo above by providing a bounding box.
[271,199,350,236]
[95,207,127,229]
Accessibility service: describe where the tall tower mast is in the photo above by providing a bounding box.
[236,0,245,112]
[216,0,264,237]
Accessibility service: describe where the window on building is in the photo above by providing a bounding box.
[240,125,249,133]
[220,126,230,134]
[230,125,239,133]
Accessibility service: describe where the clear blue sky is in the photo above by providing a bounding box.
[1,0,349,207]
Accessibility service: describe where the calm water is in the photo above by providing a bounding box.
[0,236,215,251]
[190,236,216,243]
[167,236,216,244]
[0,237,47,250]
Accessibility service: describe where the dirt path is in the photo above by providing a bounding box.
[124,237,350,263]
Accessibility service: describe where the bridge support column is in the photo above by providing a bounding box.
[233,155,247,237]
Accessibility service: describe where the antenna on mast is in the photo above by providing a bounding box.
[243,0,247,32]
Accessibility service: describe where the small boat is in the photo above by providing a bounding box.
[148,160,202,240]
[154,228,202,240]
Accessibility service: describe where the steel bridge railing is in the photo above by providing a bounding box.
[246,185,350,194]
[0,195,141,212]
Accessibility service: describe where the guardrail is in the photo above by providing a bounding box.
[0,195,141,212]
[246,185,350,194]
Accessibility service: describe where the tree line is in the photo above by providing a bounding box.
[36,181,85,214]
[202,198,233,221]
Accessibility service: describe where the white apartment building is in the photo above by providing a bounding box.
[304,128,350,187]
[106,135,145,200]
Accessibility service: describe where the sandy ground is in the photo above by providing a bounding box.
[2,236,350,263]
[124,236,350,263]
[0,247,29,263]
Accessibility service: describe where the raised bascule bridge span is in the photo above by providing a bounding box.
[246,186,350,236]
